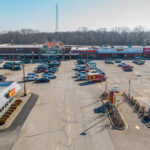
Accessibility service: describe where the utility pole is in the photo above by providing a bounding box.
[128,80,131,98]
[105,81,107,92]
[23,64,26,96]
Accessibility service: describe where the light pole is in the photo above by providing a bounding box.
[23,64,26,96]
[128,80,131,98]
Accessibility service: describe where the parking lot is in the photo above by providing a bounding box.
[96,60,150,106]
[0,60,150,150]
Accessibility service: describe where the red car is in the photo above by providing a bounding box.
[122,65,133,69]
[34,69,48,73]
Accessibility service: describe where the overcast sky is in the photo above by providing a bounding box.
[0,0,150,32]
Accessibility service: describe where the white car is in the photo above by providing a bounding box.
[23,76,37,81]
[88,65,97,69]
[75,71,87,77]
[28,73,38,77]
[78,74,87,80]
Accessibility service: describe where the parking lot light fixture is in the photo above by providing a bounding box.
[23,64,27,96]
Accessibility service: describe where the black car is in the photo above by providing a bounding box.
[0,75,7,81]
[115,59,122,63]
[123,67,133,72]
[35,77,50,83]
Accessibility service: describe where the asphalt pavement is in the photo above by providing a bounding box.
[0,60,150,150]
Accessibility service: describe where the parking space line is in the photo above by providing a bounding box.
[68,137,72,145]
[97,83,100,88]
[66,92,72,145]
[135,125,140,130]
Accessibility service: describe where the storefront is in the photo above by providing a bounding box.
[0,81,21,118]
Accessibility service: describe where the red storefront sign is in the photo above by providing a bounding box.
[143,48,150,54]
[8,88,15,98]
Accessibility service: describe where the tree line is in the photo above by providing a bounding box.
[0,27,150,46]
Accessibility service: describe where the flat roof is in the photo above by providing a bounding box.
[0,81,13,92]
[0,44,43,48]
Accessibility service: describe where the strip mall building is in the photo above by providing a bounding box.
[71,46,150,58]
[0,42,71,59]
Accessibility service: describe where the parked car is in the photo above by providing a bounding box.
[92,70,105,76]
[115,59,122,63]
[28,73,38,77]
[77,74,87,80]
[35,77,50,83]
[123,67,133,72]
[0,74,7,81]
[134,60,145,65]
[95,68,103,72]
[76,66,87,72]
[42,73,56,79]
[77,59,85,64]
[34,68,48,73]
[88,65,97,69]
[0,59,4,63]
[137,60,145,65]
[12,65,22,71]
[118,63,126,67]
[105,60,114,64]
[132,59,138,63]
[75,71,87,77]
[22,59,31,64]
[3,63,12,69]
[122,65,133,69]
[48,68,57,73]
[23,76,37,82]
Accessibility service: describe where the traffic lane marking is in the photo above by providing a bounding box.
[66,92,72,145]
[68,137,72,145]
[68,123,71,132]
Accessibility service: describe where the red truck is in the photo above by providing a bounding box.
[86,73,107,82]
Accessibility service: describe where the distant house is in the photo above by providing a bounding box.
[42,42,63,55]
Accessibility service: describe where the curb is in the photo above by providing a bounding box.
[122,95,150,128]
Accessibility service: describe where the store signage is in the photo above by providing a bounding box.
[8,88,15,98]
[116,49,123,52]
[143,48,150,54]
